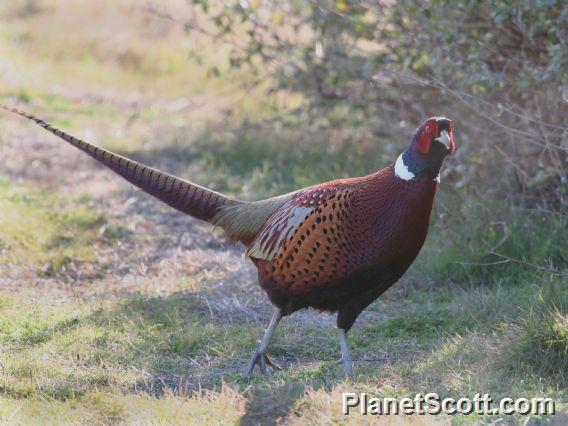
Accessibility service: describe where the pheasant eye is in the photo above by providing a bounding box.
[425,125,431,133]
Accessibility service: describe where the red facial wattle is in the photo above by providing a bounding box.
[418,120,457,155]
[418,121,439,154]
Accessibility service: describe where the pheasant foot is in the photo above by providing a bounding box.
[247,349,281,376]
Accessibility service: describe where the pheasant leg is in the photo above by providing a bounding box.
[339,328,353,376]
[247,308,282,376]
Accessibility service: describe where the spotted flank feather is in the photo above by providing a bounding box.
[247,182,369,293]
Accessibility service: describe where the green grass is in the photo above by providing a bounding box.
[1,276,565,423]
[506,279,568,388]
[418,203,567,286]
[0,177,107,272]
[0,390,246,424]
[170,116,390,198]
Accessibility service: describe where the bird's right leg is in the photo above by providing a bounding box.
[339,328,353,376]
[247,308,282,376]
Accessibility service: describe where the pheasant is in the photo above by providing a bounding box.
[0,104,456,375]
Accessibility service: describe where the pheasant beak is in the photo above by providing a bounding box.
[435,130,455,154]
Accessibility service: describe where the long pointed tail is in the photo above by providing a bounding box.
[0,104,242,222]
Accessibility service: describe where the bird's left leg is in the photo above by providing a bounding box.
[338,328,353,376]
[247,308,282,376]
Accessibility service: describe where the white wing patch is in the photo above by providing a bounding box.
[246,204,314,260]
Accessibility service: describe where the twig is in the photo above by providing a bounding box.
[486,221,510,254]
[421,74,566,131]
[451,259,510,267]
[453,221,566,276]
[486,251,568,276]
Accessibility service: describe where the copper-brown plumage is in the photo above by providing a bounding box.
[253,169,438,332]
[1,104,456,376]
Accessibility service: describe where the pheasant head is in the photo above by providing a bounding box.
[395,117,456,181]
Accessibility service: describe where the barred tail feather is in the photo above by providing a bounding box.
[0,104,241,223]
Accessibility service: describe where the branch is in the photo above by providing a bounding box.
[486,251,568,276]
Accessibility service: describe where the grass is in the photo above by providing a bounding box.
[420,204,567,286]
[0,177,107,272]
[0,275,565,423]
[0,0,566,424]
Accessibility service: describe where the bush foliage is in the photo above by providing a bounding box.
[178,0,566,207]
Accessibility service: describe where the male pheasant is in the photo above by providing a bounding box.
[1,104,456,375]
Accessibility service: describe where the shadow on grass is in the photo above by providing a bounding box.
[239,382,312,426]
[6,280,566,422]
[78,290,344,423]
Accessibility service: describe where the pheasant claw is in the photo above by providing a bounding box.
[247,349,280,377]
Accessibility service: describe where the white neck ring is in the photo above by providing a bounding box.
[394,153,415,181]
